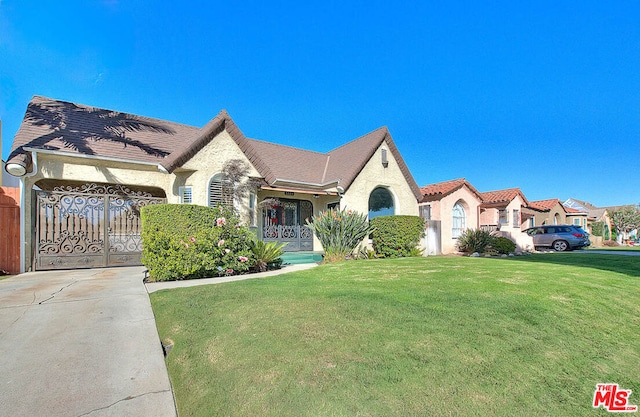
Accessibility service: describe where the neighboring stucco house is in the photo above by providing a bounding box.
[479,188,533,251]
[563,198,612,239]
[419,178,483,254]
[528,198,569,226]
[5,96,421,272]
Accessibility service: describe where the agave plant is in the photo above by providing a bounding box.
[250,239,287,272]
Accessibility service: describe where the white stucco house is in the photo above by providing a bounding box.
[5,96,422,272]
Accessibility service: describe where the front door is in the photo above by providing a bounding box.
[262,198,313,251]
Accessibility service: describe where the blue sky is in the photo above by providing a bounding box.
[1,1,638,207]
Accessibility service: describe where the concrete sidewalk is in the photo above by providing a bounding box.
[0,267,176,417]
[145,263,318,293]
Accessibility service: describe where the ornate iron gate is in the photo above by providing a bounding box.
[34,183,165,270]
[262,199,314,251]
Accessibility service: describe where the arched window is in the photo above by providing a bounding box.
[368,187,394,219]
[452,202,466,238]
[208,173,233,207]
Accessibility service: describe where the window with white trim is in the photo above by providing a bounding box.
[452,202,466,238]
[513,209,520,228]
[420,205,431,221]
[573,218,581,226]
[179,186,193,204]
[499,209,508,225]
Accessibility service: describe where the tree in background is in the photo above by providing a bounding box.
[610,204,640,244]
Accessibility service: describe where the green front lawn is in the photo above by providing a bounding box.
[150,255,640,416]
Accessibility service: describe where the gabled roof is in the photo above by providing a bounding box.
[325,127,422,199]
[7,96,421,199]
[419,178,483,203]
[528,198,565,212]
[564,198,608,221]
[480,187,529,207]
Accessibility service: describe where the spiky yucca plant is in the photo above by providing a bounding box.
[306,208,373,263]
[456,228,494,253]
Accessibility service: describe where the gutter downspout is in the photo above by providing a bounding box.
[19,151,38,273]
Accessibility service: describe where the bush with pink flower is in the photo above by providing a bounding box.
[141,204,254,281]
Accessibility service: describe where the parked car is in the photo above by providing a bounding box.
[523,225,591,251]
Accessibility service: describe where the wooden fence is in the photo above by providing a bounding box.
[0,187,20,275]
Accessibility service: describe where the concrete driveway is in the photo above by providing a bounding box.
[0,266,176,417]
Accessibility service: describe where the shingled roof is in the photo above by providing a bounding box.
[7,96,421,198]
[419,178,483,202]
[7,95,200,171]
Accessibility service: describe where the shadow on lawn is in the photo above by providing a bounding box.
[504,253,640,277]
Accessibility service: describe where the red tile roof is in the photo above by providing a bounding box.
[528,198,563,212]
[480,188,529,207]
[419,178,483,202]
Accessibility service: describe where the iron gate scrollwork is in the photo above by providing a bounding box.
[262,198,314,251]
[34,183,165,270]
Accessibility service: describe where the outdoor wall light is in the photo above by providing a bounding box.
[6,163,27,177]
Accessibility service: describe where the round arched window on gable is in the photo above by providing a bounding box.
[368,187,395,219]
[452,202,466,238]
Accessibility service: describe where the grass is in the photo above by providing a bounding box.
[150,254,640,416]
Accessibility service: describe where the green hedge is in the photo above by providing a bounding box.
[370,215,425,258]
[591,221,604,237]
[141,204,254,281]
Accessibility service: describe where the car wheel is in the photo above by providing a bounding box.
[552,240,569,252]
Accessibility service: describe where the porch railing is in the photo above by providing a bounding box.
[262,225,313,251]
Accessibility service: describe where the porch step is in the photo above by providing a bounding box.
[280,252,323,265]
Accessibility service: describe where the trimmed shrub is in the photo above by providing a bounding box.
[370,215,425,258]
[491,236,516,254]
[591,221,605,237]
[456,229,493,253]
[141,204,254,281]
[306,208,373,263]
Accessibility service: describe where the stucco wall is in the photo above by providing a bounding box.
[176,130,261,224]
[496,197,533,251]
[426,186,482,254]
[536,204,567,226]
[340,140,418,217]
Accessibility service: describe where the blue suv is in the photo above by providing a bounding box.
[524,225,591,251]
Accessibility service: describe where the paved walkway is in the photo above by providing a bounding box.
[0,267,176,417]
[575,250,640,256]
[145,263,318,293]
